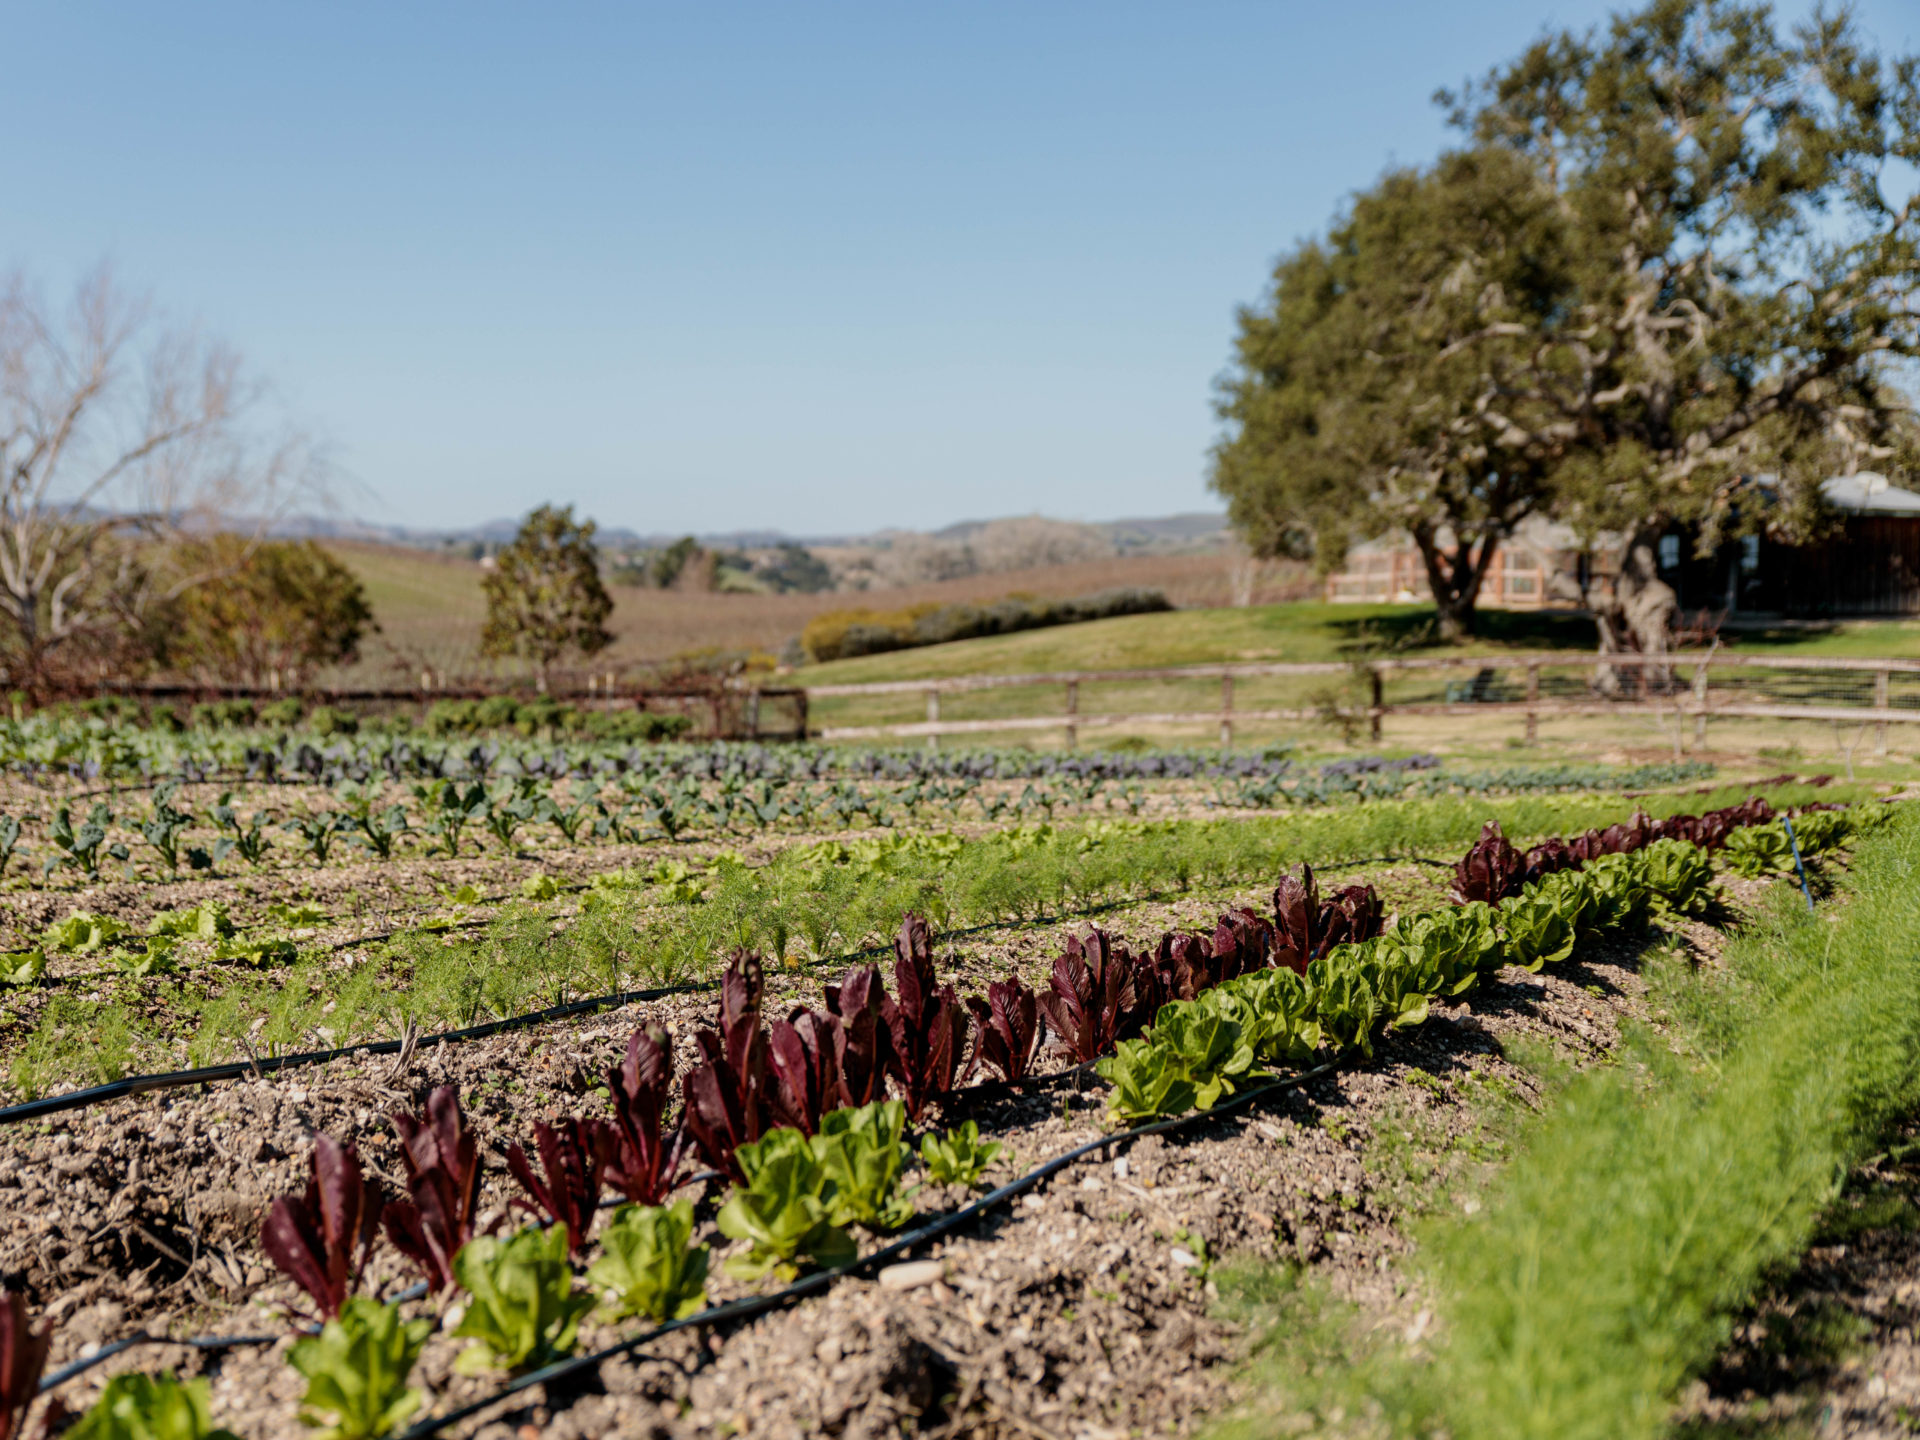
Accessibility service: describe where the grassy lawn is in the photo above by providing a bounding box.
[799,601,1920,687]
[798,603,1592,685]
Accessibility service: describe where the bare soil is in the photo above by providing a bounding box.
[1675,1123,1920,1439]
[2,866,1694,1440]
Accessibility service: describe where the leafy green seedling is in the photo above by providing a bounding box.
[287,1296,433,1440]
[0,949,46,988]
[117,936,179,978]
[44,803,127,878]
[148,904,234,941]
[44,911,129,954]
[535,795,606,846]
[353,805,410,861]
[1723,823,1796,877]
[450,1223,595,1375]
[919,1120,1005,1189]
[717,1129,857,1282]
[814,1100,915,1230]
[284,812,347,866]
[266,902,328,929]
[587,1200,710,1323]
[483,784,537,852]
[138,783,196,873]
[67,1373,241,1440]
[414,781,490,857]
[1097,1039,1199,1126]
[212,935,299,967]
[211,792,275,868]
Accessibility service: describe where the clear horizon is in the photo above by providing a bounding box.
[9,1,1914,538]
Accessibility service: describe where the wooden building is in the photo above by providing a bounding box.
[1323,473,1920,618]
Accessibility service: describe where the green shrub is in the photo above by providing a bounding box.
[189,699,256,729]
[422,699,479,735]
[581,709,691,743]
[80,695,140,722]
[308,705,359,737]
[473,695,521,730]
[802,588,1173,662]
[513,698,564,735]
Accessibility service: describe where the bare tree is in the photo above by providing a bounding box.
[0,266,319,695]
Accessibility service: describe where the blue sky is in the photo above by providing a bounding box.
[7,2,1916,537]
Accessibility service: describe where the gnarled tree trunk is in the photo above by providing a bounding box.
[1593,532,1678,696]
[1410,522,1500,642]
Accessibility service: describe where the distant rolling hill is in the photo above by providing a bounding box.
[315,540,1308,688]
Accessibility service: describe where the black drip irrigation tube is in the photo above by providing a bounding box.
[18,802,1853,1413]
[390,1055,1344,1440]
[0,983,708,1125]
[0,847,1460,1128]
[35,1282,433,1396]
[30,1059,1121,1397]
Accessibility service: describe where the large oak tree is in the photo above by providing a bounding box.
[1215,0,1920,652]
[1212,145,1575,639]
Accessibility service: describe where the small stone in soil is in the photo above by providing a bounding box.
[877,1261,944,1291]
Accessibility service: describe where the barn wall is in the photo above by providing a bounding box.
[1771,517,1920,616]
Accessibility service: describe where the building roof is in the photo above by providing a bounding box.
[1821,472,1920,516]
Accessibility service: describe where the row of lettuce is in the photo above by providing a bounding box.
[0,786,1861,1104]
[0,795,1878,1440]
[0,759,1752,893]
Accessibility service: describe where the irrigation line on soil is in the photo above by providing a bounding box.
[0,811,1750,1126]
[1,846,1447,1126]
[28,1051,1097,1396]
[0,983,708,1125]
[34,1284,435,1396]
[392,1055,1346,1440]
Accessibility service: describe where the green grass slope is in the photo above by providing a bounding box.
[798,603,1599,685]
[800,601,1920,686]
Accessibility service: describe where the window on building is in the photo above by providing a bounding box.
[1659,534,1681,570]
[1741,535,1760,572]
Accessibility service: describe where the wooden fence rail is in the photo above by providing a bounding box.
[783,652,1920,754]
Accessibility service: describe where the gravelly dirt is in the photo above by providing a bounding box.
[1674,1124,1920,1439]
[1,865,1690,1440]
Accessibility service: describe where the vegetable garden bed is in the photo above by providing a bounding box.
[0,770,1885,1440]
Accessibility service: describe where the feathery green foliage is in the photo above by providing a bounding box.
[1228,806,1920,1440]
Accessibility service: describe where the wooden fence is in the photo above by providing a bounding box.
[790,652,1920,753]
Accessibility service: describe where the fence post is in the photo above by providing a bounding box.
[1065,680,1079,750]
[1220,672,1234,750]
[1876,668,1891,757]
[1524,662,1539,742]
[925,688,940,754]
